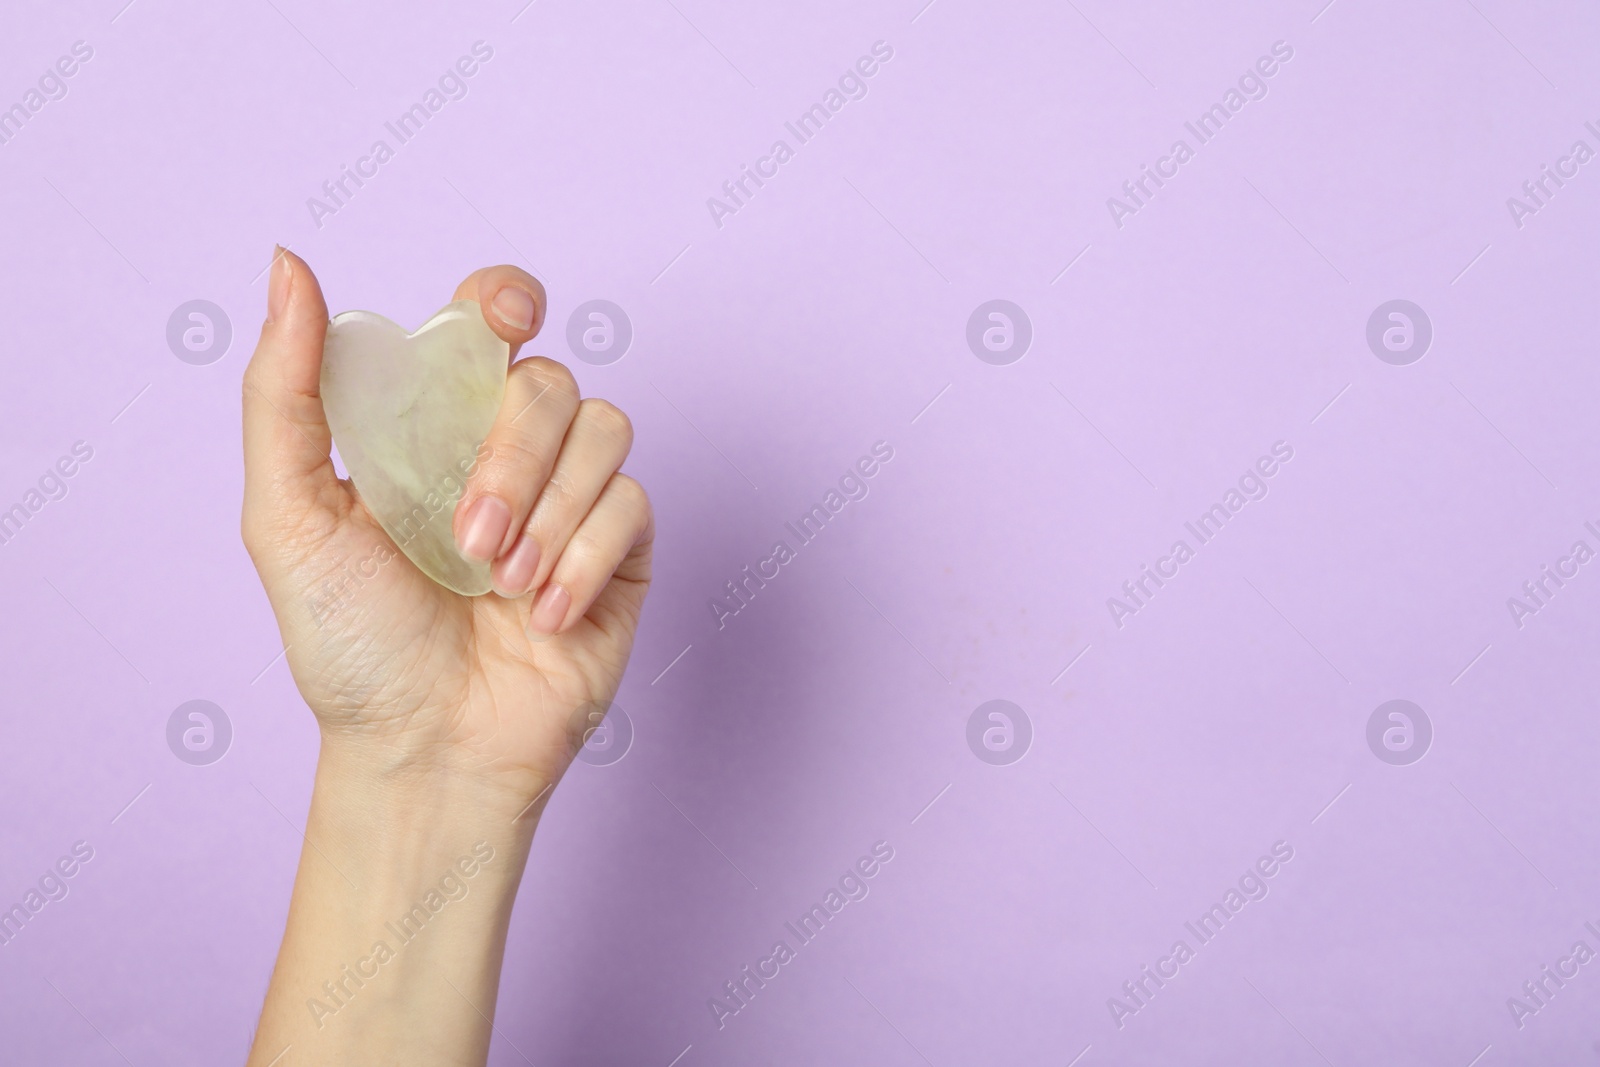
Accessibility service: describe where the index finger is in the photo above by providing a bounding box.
[452,264,548,360]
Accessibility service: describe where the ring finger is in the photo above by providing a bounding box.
[491,397,634,598]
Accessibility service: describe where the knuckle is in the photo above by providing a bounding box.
[478,435,543,487]
[564,527,604,564]
[580,398,633,449]
[240,364,264,408]
[610,472,649,511]
[240,509,262,556]
[616,474,655,546]
[537,467,580,513]
[512,357,579,409]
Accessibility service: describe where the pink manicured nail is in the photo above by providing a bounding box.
[494,535,541,597]
[267,246,289,324]
[458,496,512,562]
[528,582,570,634]
[492,287,535,331]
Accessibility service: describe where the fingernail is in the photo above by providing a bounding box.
[528,582,571,635]
[493,535,541,597]
[267,246,290,324]
[458,496,512,562]
[492,286,535,331]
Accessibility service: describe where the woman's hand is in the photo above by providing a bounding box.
[241,250,653,1066]
[241,249,653,817]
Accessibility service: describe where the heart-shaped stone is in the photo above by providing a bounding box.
[321,301,508,596]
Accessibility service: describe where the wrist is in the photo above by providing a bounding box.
[303,739,545,921]
[313,729,552,836]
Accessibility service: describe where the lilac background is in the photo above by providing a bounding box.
[3,0,1600,1062]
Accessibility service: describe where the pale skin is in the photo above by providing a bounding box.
[241,250,652,1066]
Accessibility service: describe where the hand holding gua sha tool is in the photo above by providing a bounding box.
[320,301,509,596]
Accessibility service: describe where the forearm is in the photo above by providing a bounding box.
[247,742,538,1067]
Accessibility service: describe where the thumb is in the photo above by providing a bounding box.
[241,247,338,533]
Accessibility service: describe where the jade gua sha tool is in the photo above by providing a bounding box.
[320,301,509,596]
